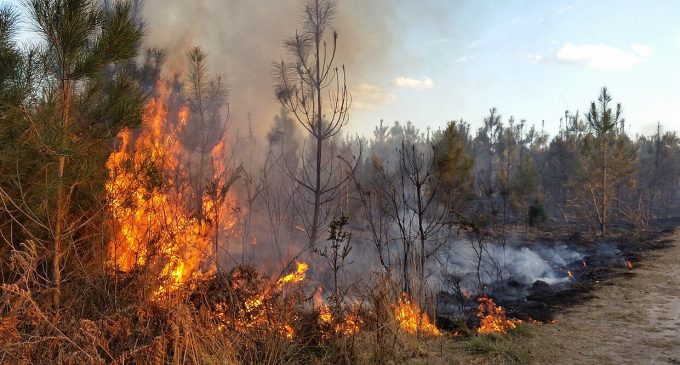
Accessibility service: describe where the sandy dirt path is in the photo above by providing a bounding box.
[525,231,680,364]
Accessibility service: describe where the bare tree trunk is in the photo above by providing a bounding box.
[54,78,72,308]
[601,136,607,237]
[54,155,65,307]
[403,241,410,295]
[416,174,426,303]
[197,148,205,217]
[310,6,323,247]
[311,132,322,245]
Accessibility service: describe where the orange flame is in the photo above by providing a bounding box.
[318,305,363,337]
[217,262,309,339]
[476,297,523,334]
[394,293,441,336]
[277,261,309,285]
[567,270,573,279]
[106,81,235,295]
[527,317,558,325]
[626,260,633,269]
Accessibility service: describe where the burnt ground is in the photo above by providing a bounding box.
[519,225,680,364]
[505,221,678,323]
[420,222,680,365]
[438,219,680,327]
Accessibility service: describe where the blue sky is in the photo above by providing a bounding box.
[5,0,680,138]
[347,0,680,137]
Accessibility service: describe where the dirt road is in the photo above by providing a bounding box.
[525,230,680,364]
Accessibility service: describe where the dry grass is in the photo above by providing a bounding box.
[0,240,548,365]
[0,243,468,365]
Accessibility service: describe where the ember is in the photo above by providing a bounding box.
[626,260,634,269]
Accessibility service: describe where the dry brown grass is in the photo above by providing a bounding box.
[0,241,538,365]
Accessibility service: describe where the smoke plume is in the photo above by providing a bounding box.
[139,0,399,136]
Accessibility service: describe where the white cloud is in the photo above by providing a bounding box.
[553,6,573,15]
[556,43,654,71]
[429,37,451,46]
[452,55,470,63]
[393,76,434,90]
[524,53,544,63]
[631,44,654,58]
[351,83,395,111]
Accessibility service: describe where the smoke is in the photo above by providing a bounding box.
[437,240,584,296]
[133,0,468,289]
[139,0,400,137]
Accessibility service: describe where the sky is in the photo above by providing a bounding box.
[345,0,680,138]
[4,0,680,138]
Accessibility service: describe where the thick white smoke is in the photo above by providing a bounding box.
[437,240,583,293]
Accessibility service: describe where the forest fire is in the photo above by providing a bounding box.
[394,293,442,336]
[476,297,523,334]
[5,0,679,363]
[105,81,236,294]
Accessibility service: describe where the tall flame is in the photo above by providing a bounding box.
[106,81,234,294]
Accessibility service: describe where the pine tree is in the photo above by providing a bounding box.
[20,0,142,306]
[180,46,229,219]
[434,120,474,213]
[274,0,352,246]
[572,88,637,237]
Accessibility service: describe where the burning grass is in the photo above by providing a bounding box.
[2,246,314,364]
[394,293,442,337]
[0,238,454,364]
[476,297,524,335]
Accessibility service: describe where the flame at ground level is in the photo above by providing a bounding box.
[318,305,363,337]
[394,293,441,336]
[477,297,523,334]
[217,262,309,339]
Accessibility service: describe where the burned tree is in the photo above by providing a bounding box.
[274,0,352,246]
[367,139,447,304]
[180,46,230,220]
